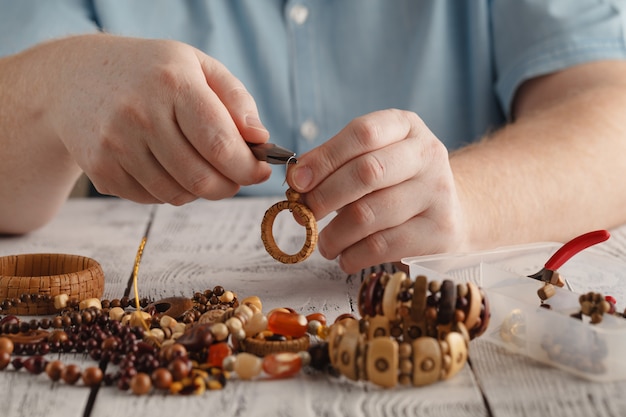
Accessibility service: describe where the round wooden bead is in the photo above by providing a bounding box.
[0,351,11,370]
[45,360,65,381]
[151,368,173,390]
[130,373,152,395]
[82,366,103,387]
[61,364,82,385]
[0,336,14,354]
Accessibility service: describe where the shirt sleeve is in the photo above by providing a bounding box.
[492,0,626,116]
[0,0,99,57]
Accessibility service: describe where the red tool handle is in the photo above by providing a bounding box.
[544,230,610,271]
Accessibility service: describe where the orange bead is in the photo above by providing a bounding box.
[267,311,307,338]
[306,312,327,326]
[206,342,232,367]
[262,352,302,379]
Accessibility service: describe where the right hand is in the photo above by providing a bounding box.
[48,34,272,204]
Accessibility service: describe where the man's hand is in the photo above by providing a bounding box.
[287,109,465,273]
[49,35,272,204]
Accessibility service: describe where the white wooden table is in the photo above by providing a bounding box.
[1,197,625,417]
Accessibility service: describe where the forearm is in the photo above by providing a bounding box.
[0,42,82,234]
[452,68,626,250]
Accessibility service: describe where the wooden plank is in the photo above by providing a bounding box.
[86,197,487,416]
[0,198,151,417]
[470,339,626,417]
[4,198,626,417]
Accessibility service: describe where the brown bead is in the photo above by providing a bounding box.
[45,360,65,381]
[538,283,556,301]
[52,317,64,329]
[23,356,47,374]
[0,351,11,370]
[0,337,14,354]
[48,330,69,345]
[160,343,188,362]
[101,336,119,352]
[61,364,82,385]
[130,372,152,395]
[454,309,466,323]
[151,368,173,390]
[168,358,191,381]
[144,297,194,320]
[82,366,103,387]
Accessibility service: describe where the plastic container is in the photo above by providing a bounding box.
[402,242,626,381]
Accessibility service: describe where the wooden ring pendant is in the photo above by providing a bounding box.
[261,188,318,264]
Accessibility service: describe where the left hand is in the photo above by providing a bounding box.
[287,109,466,273]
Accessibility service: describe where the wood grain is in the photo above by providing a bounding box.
[1,197,625,417]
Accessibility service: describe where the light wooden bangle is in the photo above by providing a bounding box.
[261,188,318,264]
[0,253,105,315]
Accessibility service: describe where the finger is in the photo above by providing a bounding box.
[318,179,425,260]
[143,117,247,201]
[174,54,271,186]
[303,125,433,219]
[336,211,458,274]
[118,143,237,203]
[200,53,270,144]
[288,109,424,194]
[89,161,164,205]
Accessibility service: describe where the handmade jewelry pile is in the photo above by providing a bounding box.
[0,255,491,395]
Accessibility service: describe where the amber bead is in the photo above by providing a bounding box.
[0,336,14,354]
[151,368,173,390]
[82,366,103,387]
[267,311,308,338]
[61,364,82,385]
[130,372,152,395]
[207,342,232,367]
[262,352,302,379]
[306,313,327,326]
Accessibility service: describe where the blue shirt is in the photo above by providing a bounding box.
[1,0,625,195]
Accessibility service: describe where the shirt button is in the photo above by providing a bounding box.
[300,119,319,142]
[289,4,309,25]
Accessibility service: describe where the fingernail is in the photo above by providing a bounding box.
[245,114,268,133]
[293,165,313,191]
